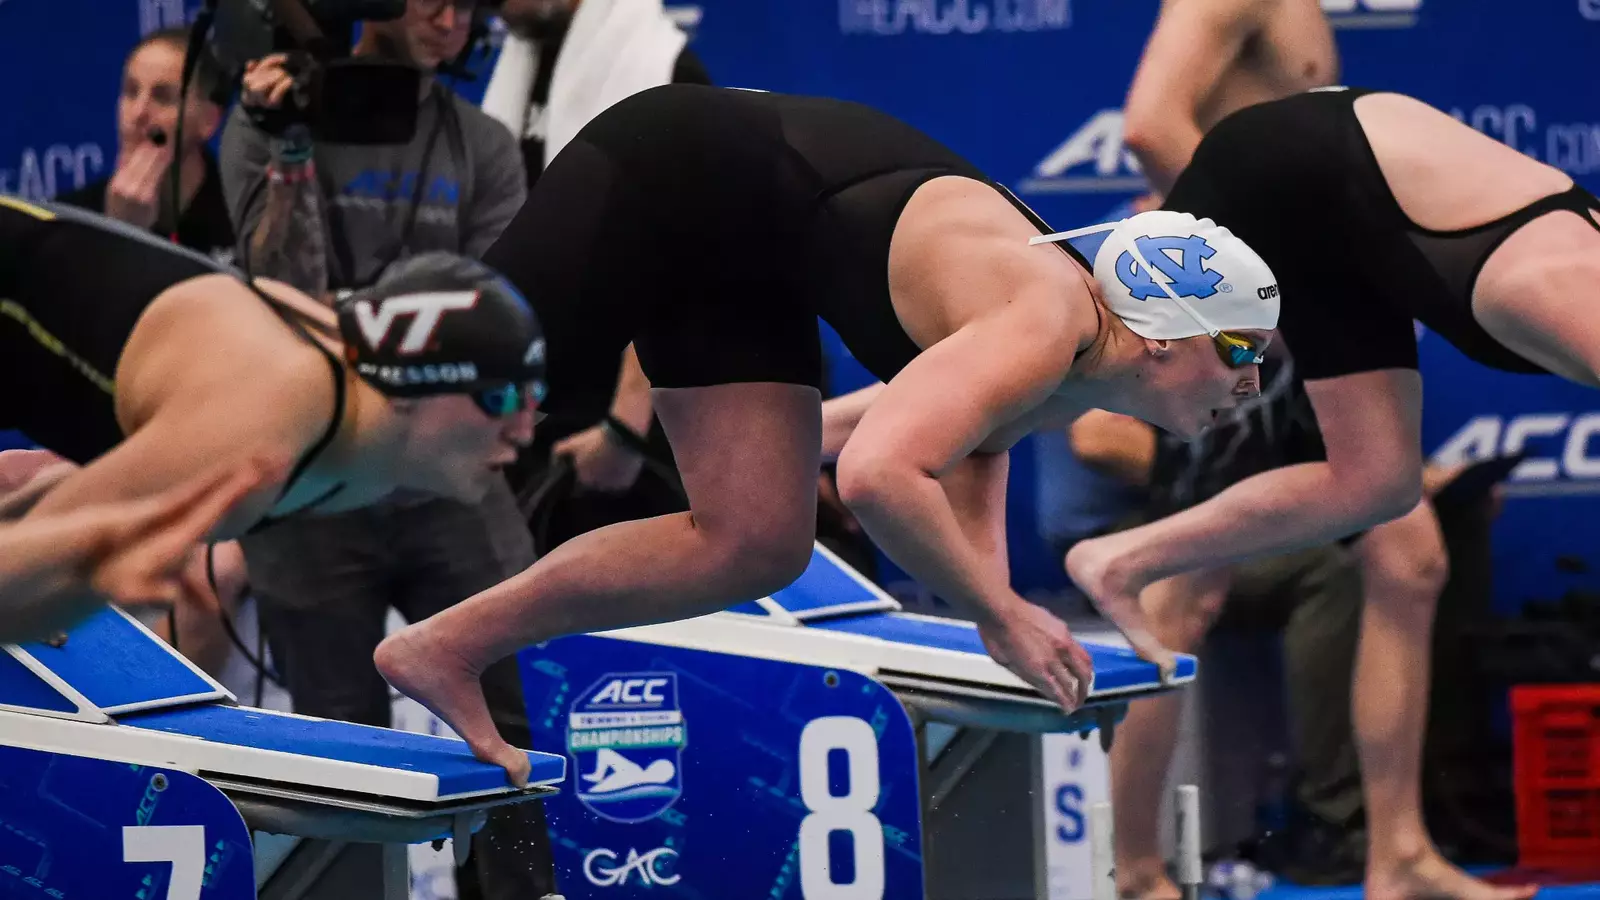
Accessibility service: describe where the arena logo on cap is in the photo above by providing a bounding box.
[1018,110,1144,196]
[1115,235,1224,301]
[1320,0,1421,29]
[567,673,688,823]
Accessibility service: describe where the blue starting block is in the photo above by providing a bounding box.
[0,607,565,900]
[520,544,1194,900]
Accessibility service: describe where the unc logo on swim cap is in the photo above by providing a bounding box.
[567,672,688,824]
[1116,235,1224,301]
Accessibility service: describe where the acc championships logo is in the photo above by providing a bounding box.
[567,673,688,823]
[1116,235,1224,301]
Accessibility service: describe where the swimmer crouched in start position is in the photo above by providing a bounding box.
[373,83,1281,784]
[0,194,546,640]
[1060,88,1600,669]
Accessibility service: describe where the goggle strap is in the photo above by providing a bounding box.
[1029,222,1120,246]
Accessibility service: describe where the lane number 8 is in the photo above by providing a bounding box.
[799,716,885,899]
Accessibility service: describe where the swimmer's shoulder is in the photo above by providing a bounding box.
[119,274,341,425]
[892,176,1097,353]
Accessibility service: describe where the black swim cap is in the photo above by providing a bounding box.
[337,252,547,402]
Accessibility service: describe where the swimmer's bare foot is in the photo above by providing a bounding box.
[374,625,532,788]
[1064,537,1178,682]
[1367,849,1539,900]
[1117,862,1182,900]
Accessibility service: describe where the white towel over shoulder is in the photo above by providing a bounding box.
[482,0,688,170]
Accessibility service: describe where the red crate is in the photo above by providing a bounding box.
[1511,684,1600,869]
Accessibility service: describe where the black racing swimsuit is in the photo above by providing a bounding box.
[483,84,1089,412]
[1164,86,1600,382]
[0,194,345,522]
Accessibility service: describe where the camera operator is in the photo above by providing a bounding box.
[216,1,552,897]
[56,27,236,262]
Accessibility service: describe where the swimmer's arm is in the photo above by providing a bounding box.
[937,451,1011,574]
[1069,410,1158,487]
[1080,369,1424,584]
[0,451,76,522]
[1122,0,1275,194]
[837,304,1075,622]
[608,345,655,437]
[25,364,324,536]
[821,382,887,463]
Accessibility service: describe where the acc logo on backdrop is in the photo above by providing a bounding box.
[567,672,689,823]
[1018,109,1144,196]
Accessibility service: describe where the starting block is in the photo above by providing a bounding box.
[519,543,1195,900]
[0,607,565,900]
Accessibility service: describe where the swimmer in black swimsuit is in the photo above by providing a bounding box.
[1063,87,1600,688]
[373,84,1282,784]
[0,194,546,636]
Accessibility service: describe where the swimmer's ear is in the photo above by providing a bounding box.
[389,398,420,415]
[1146,338,1173,358]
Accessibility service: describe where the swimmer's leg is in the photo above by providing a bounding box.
[1472,207,1600,388]
[377,382,822,784]
[1354,503,1535,900]
[1110,567,1230,900]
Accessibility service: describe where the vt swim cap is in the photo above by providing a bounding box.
[1033,210,1279,341]
[337,252,547,405]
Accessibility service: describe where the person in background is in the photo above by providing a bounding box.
[1120,0,1337,206]
[217,1,550,897]
[56,27,236,262]
[482,0,709,550]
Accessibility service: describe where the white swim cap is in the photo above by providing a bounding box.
[1032,210,1280,341]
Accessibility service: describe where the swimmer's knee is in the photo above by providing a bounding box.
[746,536,814,597]
[1370,542,1449,606]
[693,512,814,599]
[1362,504,1449,607]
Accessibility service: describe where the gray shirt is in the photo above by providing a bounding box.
[219,84,527,289]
